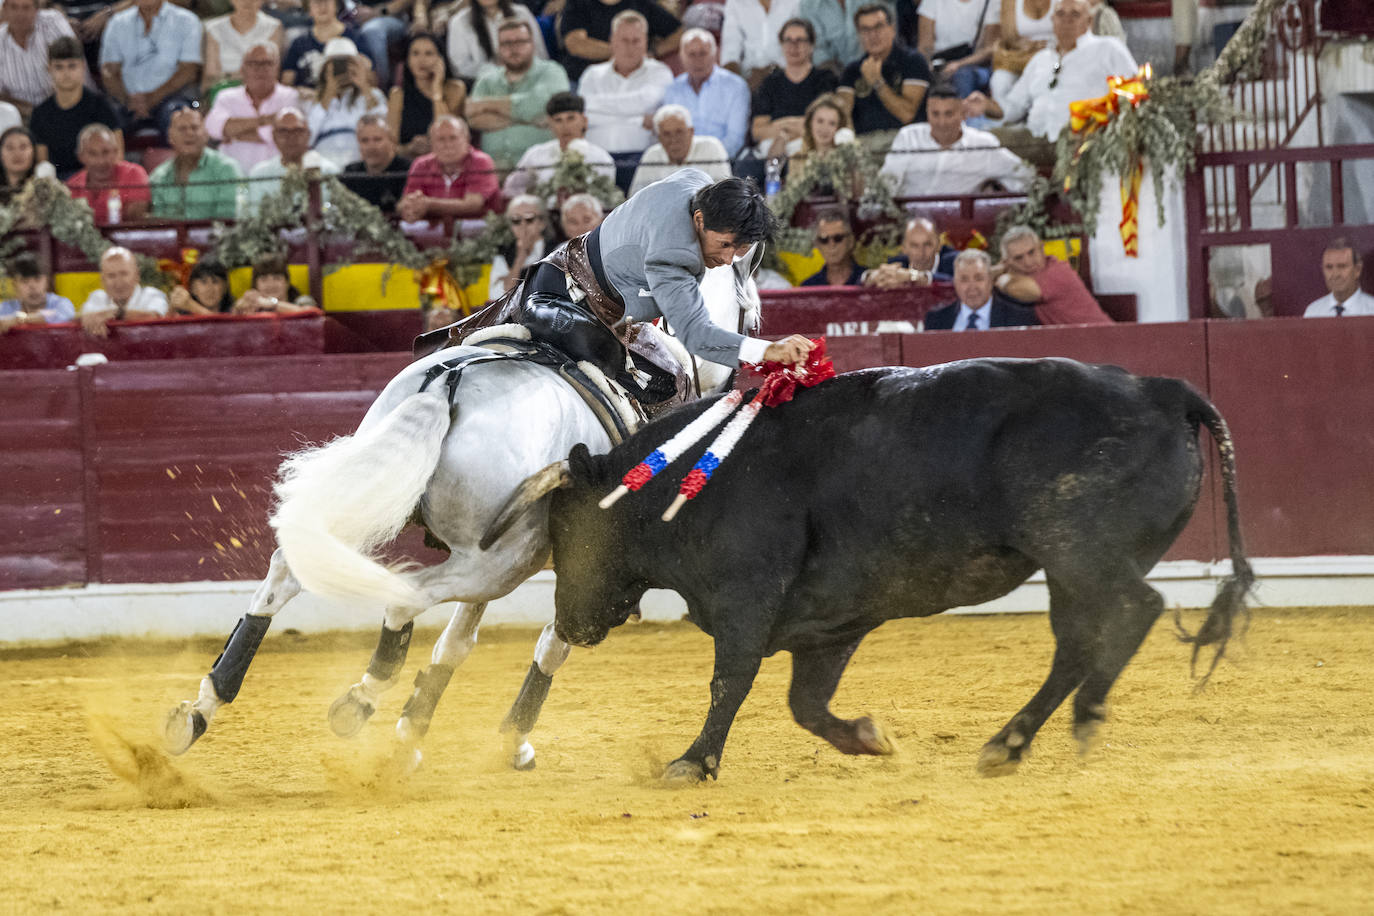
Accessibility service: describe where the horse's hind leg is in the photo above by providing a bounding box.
[499,621,572,770]
[395,601,486,744]
[164,548,301,754]
[327,611,417,738]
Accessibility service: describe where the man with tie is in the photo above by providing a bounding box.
[1303,238,1374,317]
[923,249,1038,331]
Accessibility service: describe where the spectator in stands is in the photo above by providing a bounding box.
[80,246,170,337]
[31,36,123,180]
[559,0,682,84]
[994,223,1111,324]
[205,42,300,174]
[720,0,801,91]
[502,92,615,199]
[578,10,673,167]
[837,3,933,147]
[150,106,243,220]
[341,113,410,215]
[801,0,861,74]
[233,252,316,313]
[305,38,387,169]
[787,93,855,185]
[168,258,235,315]
[203,0,285,94]
[917,0,1000,98]
[752,18,838,162]
[1303,238,1374,318]
[879,83,1032,196]
[398,115,501,222]
[923,248,1037,330]
[351,0,420,87]
[243,107,340,210]
[99,0,203,135]
[0,101,17,135]
[466,18,570,174]
[68,124,151,224]
[1,126,40,205]
[660,29,750,160]
[1087,0,1124,40]
[0,0,77,118]
[800,206,863,286]
[559,191,604,238]
[0,252,75,332]
[488,193,549,300]
[446,0,548,83]
[282,0,363,89]
[388,33,467,160]
[964,0,1135,165]
[987,0,1055,105]
[863,215,955,288]
[627,104,730,197]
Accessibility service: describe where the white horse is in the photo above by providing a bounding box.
[163,252,762,769]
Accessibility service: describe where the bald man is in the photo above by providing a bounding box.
[79,246,170,338]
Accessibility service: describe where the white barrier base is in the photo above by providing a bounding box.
[1,557,1370,645]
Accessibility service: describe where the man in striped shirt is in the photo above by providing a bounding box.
[0,0,78,117]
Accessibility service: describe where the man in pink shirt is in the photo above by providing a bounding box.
[204,42,300,173]
[398,115,501,223]
[995,224,1113,325]
[66,123,150,224]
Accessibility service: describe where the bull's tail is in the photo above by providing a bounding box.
[1176,388,1255,687]
[270,389,454,610]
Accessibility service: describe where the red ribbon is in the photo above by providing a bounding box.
[744,337,837,408]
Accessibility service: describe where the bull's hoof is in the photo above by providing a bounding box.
[663,757,711,785]
[328,685,376,738]
[163,702,208,756]
[510,741,536,771]
[853,717,896,756]
[1073,718,1103,756]
[976,734,1027,778]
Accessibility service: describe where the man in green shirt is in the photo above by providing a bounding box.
[465,18,570,175]
[150,105,243,219]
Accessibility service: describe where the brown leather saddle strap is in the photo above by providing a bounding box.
[545,233,625,332]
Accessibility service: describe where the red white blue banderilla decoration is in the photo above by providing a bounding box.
[600,338,836,521]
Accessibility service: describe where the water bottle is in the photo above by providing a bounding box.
[764,157,782,198]
[107,189,122,225]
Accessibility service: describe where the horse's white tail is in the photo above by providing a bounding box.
[270,389,453,610]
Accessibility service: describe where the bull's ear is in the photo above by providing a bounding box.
[568,442,603,486]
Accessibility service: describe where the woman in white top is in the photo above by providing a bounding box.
[917,0,1001,97]
[306,41,388,168]
[990,0,1054,103]
[488,194,549,302]
[447,0,548,83]
[204,0,285,92]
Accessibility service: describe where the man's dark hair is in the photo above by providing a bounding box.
[812,206,850,231]
[546,92,585,117]
[1324,236,1362,264]
[927,82,961,103]
[8,252,44,279]
[778,16,816,44]
[692,177,777,244]
[853,2,894,26]
[48,36,83,62]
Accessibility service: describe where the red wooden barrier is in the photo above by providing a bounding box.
[759,285,952,337]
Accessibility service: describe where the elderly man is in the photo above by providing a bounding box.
[838,2,933,143]
[1303,238,1374,317]
[79,246,170,338]
[0,0,77,117]
[863,215,956,288]
[466,18,571,174]
[243,107,340,211]
[964,0,1136,162]
[560,0,682,84]
[30,36,122,180]
[628,104,730,197]
[503,92,616,199]
[99,0,202,135]
[560,192,605,238]
[579,10,674,173]
[880,84,1033,197]
[67,124,150,224]
[660,28,750,159]
[205,42,301,174]
[398,115,501,222]
[150,106,243,220]
[994,224,1112,325]
[924,248,1038,331]
[341,114,410,215]
[801,206,863,286]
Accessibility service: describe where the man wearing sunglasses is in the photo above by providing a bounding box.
[801,207,864,287]
[961,0,1134,164]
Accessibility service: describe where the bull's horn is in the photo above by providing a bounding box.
[478,460,572,550]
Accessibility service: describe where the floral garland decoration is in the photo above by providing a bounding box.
[528,148,625,213]
[767,142,902,265]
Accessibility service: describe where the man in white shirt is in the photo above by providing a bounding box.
[628,104,731,197]
[502,91,616,199]
[79,246,170,338]
[881,84,1033,197]
[579,11,673,159]
[719,0,801,89]
[0,0,77,116]
[242,107,339,212]
[1303,238,1374,317]
[962,0,1135,161]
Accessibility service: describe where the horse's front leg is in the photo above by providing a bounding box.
[164,547,300,754]
[499,621,572,770]
[394,600,486,744]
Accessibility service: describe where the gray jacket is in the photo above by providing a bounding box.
[597,168,748,365]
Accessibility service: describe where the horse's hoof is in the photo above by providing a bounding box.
[663,758,709,785]
[975,738,1024,778]
[163,702,207,755]
[511,741,536,771]
[328,686,376,738]
[854,717,896,756]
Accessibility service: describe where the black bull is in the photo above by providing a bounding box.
[484,359,1254,781]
